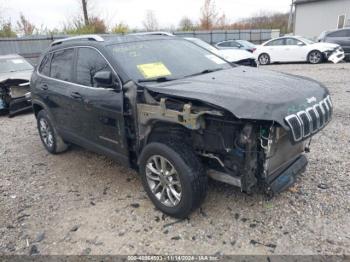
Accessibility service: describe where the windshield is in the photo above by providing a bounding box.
[185,38,219,54]
[108,39,231,82]
[0,57,33,74]
[298,37,315,44]
[236,40,255,48]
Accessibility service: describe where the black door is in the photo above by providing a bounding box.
[72,47,128,160]
[45,48,79,132]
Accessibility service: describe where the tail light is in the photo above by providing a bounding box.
[252,48,257,53]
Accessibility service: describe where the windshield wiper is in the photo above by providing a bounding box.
[185,68,223,78]
[137,77,178,83]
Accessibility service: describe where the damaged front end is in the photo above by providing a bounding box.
[0,79,32,117]
[324,46,345,64]
[134,89,318,196]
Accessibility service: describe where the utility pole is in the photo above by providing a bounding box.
[288,0,294,33]
[82,0,89,26]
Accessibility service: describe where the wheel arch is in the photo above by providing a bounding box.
[32,100,53,119]
[258,52,271,64]
[144,121,191,145]
[307,49,324,62]
[138,121,192,164]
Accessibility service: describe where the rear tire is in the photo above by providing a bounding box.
[139,141,207,218]
[37,110,69,154]
[258,53,270,65]
[308,50,323,64]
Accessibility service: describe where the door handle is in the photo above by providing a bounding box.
[71,92,83,100]
[41,84,48,91]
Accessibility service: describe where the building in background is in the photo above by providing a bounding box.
[294,0,350,39]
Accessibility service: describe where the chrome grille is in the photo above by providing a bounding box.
[285,96,333,142]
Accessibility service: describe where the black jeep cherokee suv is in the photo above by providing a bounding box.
[31,35,333,218]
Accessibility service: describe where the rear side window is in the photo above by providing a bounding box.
[266,39,285,46]
[218,41,240,48]
[285,38,304,46]
[75,47,112,87]
[218,41,231,47]
[50,49,74,82]
[39,54,51,76]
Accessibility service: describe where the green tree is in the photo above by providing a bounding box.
[111,22,129,34]
[0,22,17,37]
[64,16,107,35]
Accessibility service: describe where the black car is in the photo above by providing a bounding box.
[318,28,350,59]
[31,35,333,218]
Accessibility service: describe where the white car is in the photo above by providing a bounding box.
[255,36,345,65]
[185,37,257,67]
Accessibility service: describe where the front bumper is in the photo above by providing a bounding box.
[325,48,345,64]
[265,154,308,195]
[235,58,258,67]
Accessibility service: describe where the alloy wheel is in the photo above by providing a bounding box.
[309,51,322,64]
[39,118,54,148]
[259,54,270,65]
[145,155,182,207]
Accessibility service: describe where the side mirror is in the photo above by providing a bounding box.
[297,42,305,46]
[93,71,120,90]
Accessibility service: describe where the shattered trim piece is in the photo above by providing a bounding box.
[138,98,223,130]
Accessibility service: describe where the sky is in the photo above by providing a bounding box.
[1,0,292,30]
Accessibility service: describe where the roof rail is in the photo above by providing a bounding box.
[51,35,104,46]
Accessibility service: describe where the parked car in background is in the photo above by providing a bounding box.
[255,36,345,65]
[215,39,257,53]
[318,28,350,60]
[0,54,33,116]
[186,37,257,67]
[32,35,333,218]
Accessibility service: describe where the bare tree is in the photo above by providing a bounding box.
[17,13,36,35]
[199,0,218,30]
[179,17,195,31]
[215,14,229,30]
[230,11,290,33]
[142,10,159,31]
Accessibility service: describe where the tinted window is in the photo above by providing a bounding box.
[218,41,231,47]
[219,41,240,47]
[266,39,285,46]
[285,38,304,46]
[75,48,113,87]
[229,41,241,47]
[50,49,74,82]
[39,54,51,76]
[328,30,349,37]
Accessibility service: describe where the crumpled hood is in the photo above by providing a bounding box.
[0,70,32,84]
[310,42,339,51]
[145,67,329,129]
[217,49,255,62]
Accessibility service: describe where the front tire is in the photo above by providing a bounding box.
[308,50,323,64]
[37,110,69,154]
[139,141,207,218]
[258,53,270,65]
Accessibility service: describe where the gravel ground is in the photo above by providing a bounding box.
[0,63,349,256]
